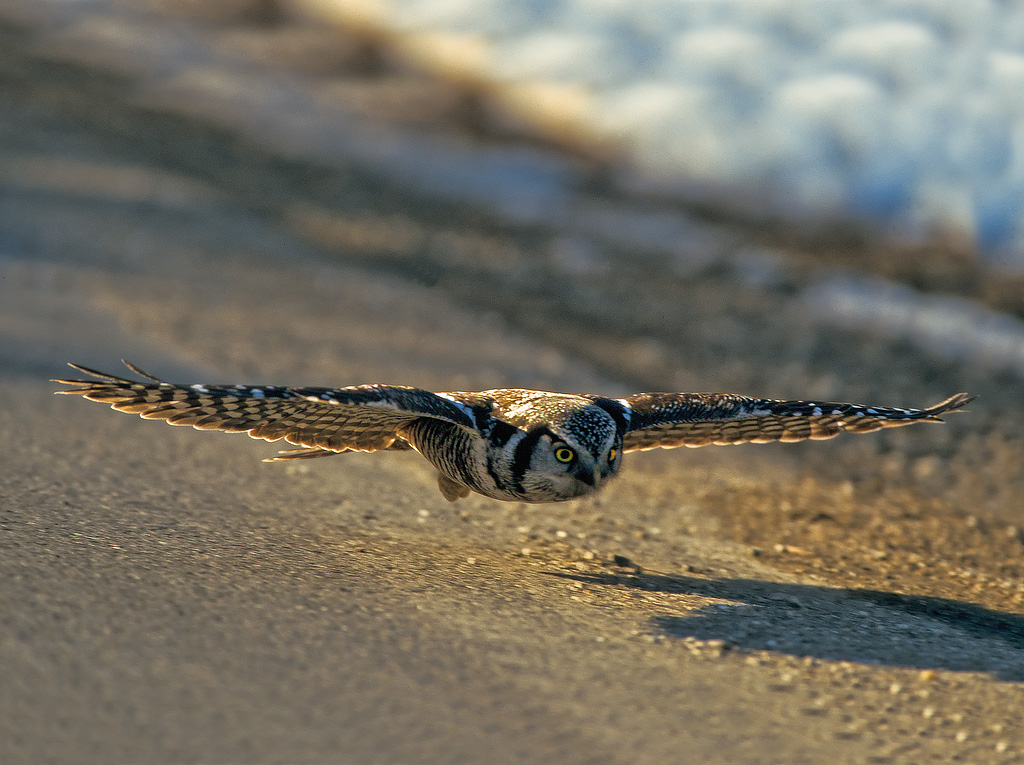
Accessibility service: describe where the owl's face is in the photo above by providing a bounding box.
[518,412,622,501]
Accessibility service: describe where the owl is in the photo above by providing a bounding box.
[55,362,972,503]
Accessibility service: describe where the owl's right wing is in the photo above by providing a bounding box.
[619,392,972,451]
[55,362,479,460]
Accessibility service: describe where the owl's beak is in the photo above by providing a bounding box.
[573,462,602,488]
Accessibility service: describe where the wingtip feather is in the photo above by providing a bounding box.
[53,363,120,391]
[54,360,168,391]
[925,392,974,420]
[120,360,164,382]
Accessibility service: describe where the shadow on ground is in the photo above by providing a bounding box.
[552,571,1024,681]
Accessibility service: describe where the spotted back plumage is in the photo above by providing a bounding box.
[55,361,972,503]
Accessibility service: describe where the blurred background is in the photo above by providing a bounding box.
[346,0,1024,268]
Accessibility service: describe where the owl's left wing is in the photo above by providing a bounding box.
[55,362,478,459]
[619,392,973,451]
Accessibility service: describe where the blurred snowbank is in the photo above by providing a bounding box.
[331,0,1024,268]
[803,273,1024,376]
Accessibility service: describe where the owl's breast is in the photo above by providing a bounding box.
[401,418,520,501]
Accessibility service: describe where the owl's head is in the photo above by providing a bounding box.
[516,403,623,501]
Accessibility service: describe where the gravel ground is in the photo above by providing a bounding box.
[2,2,1023,763]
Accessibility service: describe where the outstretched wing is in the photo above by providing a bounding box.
[55,361,477,459]
[621,392,973,451]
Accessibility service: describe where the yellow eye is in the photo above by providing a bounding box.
[608,448,617,462]
[554,447,575,463]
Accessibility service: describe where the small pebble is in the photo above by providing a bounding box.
[774,544,811,555]
[705,639,727,657]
